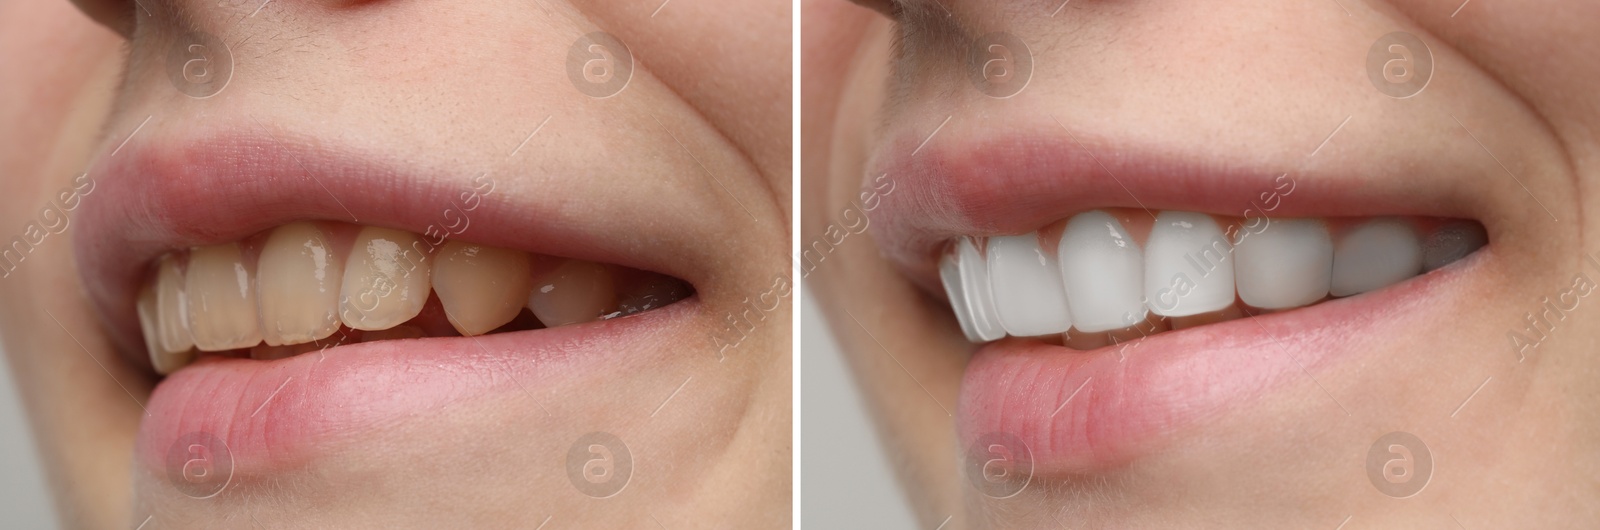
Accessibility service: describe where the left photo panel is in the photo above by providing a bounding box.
[0,0,792,528]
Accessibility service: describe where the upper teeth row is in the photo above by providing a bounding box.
[136,222,655,374]
[939,211,1487,343]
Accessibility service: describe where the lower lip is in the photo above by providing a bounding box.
[134,298,697,478]
[956,260,1468,474]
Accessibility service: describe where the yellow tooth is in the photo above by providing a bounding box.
[256,222,341,346]
[339,227,431,331]
[138,282,194,375]
[185,243,263,351]
[528,259,616,327]
[154,255,194,353]
[431,240,532,336]
[252,326,358,360]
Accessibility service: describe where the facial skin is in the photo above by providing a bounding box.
[0,0,789,528]
[804,0,1600,528]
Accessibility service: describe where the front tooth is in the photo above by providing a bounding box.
[432,240,533,336]
[1058,211,1146,332]
[528,259,616,327]
[1330,218,1422,297]
[1144,211,1235,317]
[956,237,1005,341]
[1421,221,1488,272]
[138,283,194,374]
[1234,219,1333,310]
[154,255,194,353]
[987,234,1073,336]
[340,227,432,331]
[258,222,341,346]
[186,243,263,351]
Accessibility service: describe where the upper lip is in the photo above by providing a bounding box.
[866,117,1491,294]
[72,122,714,475]
[866,116,1501,473]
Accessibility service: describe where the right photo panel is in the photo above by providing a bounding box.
[802,0,1600,528]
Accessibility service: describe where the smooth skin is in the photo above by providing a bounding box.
[0,0,790,528]
[804,0,1600,528]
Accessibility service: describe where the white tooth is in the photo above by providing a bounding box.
[957,237,1005,342]
[1058,211,1146,332]
[939,250,983,342]
[1234,219,1333,309]
[987,234,1073,336]
[1331,218,1423,296]
[1144,211,1235,317]
[1422,222,1487,272]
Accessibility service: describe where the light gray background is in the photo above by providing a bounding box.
[0,348,63,529]
[802,289,917,529]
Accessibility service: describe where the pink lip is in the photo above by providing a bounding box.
[957,267,1466,474]
[868,121,1492,474]
[867,121,1488,294]
[77,133,711,356]
[73,131,706,479]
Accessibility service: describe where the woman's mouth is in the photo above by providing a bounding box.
[75,127,718,483]
[867,118,1510,476]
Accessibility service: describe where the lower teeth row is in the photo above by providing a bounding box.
[939,210,1486,344]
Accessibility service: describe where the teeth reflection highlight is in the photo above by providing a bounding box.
[1331,218,1421,297]
[258,222,342,346]
[186,243,263,351]
[1058,211,1145,333]
[988,234,1073,337]
[432,240,533,336]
